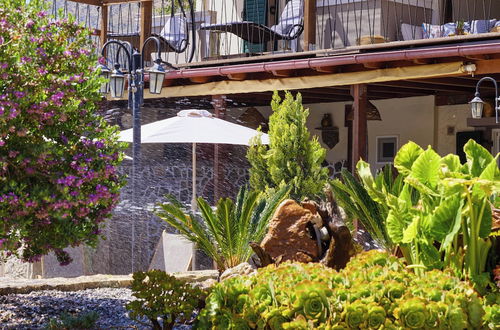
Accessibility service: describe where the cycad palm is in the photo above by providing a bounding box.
[156,186,288,272]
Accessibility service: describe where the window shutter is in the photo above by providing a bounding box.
[244,0,267,53]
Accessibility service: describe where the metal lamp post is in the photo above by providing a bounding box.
[469,77,500,123]
[98,37,167,272]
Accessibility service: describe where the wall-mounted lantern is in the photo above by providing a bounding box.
[316,113,339,149]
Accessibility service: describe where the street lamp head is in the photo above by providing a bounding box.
[469,93,485,119]
[147,59,166,95]
[109,64,126,99]
[96,64,111,94]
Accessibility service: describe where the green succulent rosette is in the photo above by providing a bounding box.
[366,303,386,329]
[446,303,468,329]
[293,281,332,324]
[263,307,292,330]
[425,301,447,328]
[483,304,500,329]
[384,280,405,301]
[343,301,368,328]
[467,293,486,328]
[395,298,428,329]
[282,316,311,330]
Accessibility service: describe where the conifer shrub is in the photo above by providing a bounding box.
[196,250,499,329]
[247,91,328,201]
[0,0,125,264]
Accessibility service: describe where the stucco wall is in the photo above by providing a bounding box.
[251,95,436,173]
[435,103,474,156]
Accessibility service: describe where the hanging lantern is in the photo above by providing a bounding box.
[469,94,484,119]
[96,64,111,94]
[147,60,166,95]
[109,64,126,99]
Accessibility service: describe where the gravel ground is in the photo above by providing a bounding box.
[0,287,192,329]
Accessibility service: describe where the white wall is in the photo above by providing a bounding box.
[367,96,435,172]
[228,95,437,172]
[435,103,474,156]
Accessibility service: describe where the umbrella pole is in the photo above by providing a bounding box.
[191,142,197,270]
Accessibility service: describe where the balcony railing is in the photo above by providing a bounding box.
[53,0,500,67]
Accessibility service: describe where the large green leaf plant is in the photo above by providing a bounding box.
[156,186,289,272]
[358,140,499,290]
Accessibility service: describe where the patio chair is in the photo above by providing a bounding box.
[107,15,188,54]
[200,0,304,44]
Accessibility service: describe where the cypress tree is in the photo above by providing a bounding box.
[247,91,328,200]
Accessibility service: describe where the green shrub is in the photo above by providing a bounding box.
[0,0,125,264]
[45,311,99,329]
[156,186,288,272]
[247,91,328,201]
[196,250,499,329]
[126,270,207,330]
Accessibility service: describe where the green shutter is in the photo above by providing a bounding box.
[244,0,267,53]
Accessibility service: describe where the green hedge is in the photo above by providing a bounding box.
[196,251,499,329]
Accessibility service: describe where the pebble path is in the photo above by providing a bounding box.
[0,287,172,329]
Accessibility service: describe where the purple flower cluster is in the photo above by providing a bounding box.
[0,0,126,266]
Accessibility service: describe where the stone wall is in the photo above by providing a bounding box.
[0,161,249,278]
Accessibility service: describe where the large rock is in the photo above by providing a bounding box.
[260,199,318,263]
[220,262,256,281]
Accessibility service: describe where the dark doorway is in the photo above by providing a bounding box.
[456,131,482,163]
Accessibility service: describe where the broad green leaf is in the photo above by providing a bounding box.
[425,194,461,241]
[419,241,443,270]
[441,201,463,252]
[407,147,441,190]
[402,217,419,244]
[464,139,494,177]
[386,199,413,243]
[479,157,500,181]
[394,141,424,176]
[440,154,463,178]
[477,199,492,239]
[357,160,386,203]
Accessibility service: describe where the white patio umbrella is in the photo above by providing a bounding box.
[119,109,269,211]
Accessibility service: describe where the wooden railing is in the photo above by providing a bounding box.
[53,0,500,67]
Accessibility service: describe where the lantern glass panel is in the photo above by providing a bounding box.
[149,71,165,94]
[110,74,125,99]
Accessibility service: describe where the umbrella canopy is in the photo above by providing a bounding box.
[119,109,269,271]
[119,109,269,145]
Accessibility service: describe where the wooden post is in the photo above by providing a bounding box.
[303,0,316,51]
[344,105,353,172]
[140,0,153,59]
[212,95,226,203]
[350,84,368,171]
[100,4,108,47]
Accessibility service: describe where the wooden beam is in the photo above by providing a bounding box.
[100,5,108,47]
[71,0,102,5]
[363,62,384,69]
[226,73,248,81]
[474,59,500,75]
[303,0,316,51]
[140,0,153,58]
[212,95,227,203]
[271,69,294,77]
[314,66,338,73]
[466,54,489,61]
[189,76,213,84]
[350,84,368,170]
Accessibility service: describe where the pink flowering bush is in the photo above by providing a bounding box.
[0,0,125,264]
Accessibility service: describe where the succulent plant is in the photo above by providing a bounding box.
[195,250,499,329]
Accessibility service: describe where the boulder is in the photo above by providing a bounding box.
[220,262,256,281]
[260,199,319,263]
